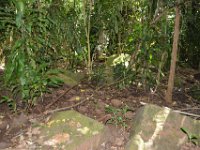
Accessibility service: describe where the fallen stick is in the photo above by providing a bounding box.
[173,110,200,118]
[45,84,78,110]
[44,98,89,115]
[44,83,106,115]
[139,102,200,118]
[180,107,200,111]
[44,92,95,115]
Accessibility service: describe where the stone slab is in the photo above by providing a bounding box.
[33,110,106,150]
[125,104,200,150]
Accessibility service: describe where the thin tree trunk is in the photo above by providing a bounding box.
[83,0,92,75]
[165,4,181,103]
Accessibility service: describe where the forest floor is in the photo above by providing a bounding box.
[0,67,200,150]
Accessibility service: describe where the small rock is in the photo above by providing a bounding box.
[111,99,122,107]
[78,106,88,113]
[172,101,177,106]
[95,109,105,116]
[125,111,134,120]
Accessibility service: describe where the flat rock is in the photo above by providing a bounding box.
[32,110,107,150]
[57,70,84,87]
[111,99,123,107]
[125,104,200,150]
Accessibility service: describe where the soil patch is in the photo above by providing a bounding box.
[0,68,200,149]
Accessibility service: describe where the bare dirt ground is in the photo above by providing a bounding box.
[0,68,200,149]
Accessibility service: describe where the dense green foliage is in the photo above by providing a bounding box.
[0,0,199,109]
[180,0,200,69]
